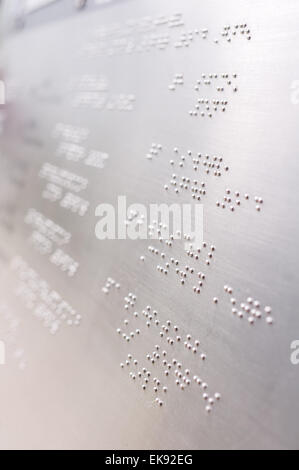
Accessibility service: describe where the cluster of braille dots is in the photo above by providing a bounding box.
[91,15,175,57]
[173,21,251,48]
[122,349,169,407]
[146,221,198,253]
[194,73,238,92]
[168,73,184,91]
[145,323,217,413]
[173,28,202,49]
[144,241,215,296]
[174,27,215,49]
[146,143,163,160]
[120,354,167,405]
[124,292,137,310]
[175,367,221,414]
[216,23,252,44]
[187,242,216,267]
[167,12,184,29]
[102,277,121,295]
[216,189,264,212]
[124,209,145,229]
[146,223,176,245]
[224,285,274,325]
[116,293,141,343]
[118,301,220,412]
[189,98,229,118]
[140,308,208,360]
[122,321,209,406]
[165,149,229,189]
[190,73,238,118]
[150,34,171,52]
[106,13,183,55]
[165,173,208,198]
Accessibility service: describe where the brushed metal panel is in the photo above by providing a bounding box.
[0,0,298,450]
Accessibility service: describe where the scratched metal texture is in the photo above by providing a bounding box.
[0,0,298,450]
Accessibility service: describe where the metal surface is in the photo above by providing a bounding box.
[0,0,298,450]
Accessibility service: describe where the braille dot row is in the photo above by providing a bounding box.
[142,237,217,298]
[117,326,141,343]
[102,277,121,295]
[190,97,229,118]
[224,286,274,325]
[88,16,251,60]
[194,73,238,93]
[168,73,184,91]
[214,23,252,44]
[166,149,229,178]
[124,292,137,310]
[119,300,220,412]
[216,190,264,212]
[146,143,163,160]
